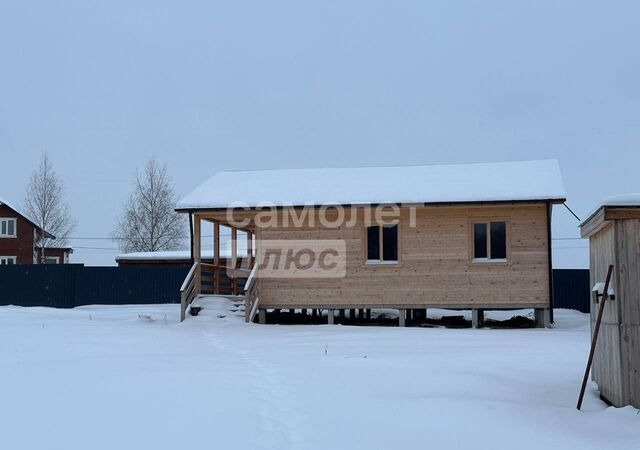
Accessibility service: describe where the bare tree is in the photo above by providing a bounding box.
[24,153,76,262]
[113,158,185,253]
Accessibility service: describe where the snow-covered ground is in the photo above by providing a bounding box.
[1,299,638,450]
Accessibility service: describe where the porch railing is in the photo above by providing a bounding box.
[180,260,254,322]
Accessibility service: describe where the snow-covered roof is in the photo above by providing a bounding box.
[580,193,640,227]
[176,159,566,210]
[116,246,249,262]
[0,194,52,236]
[600,193,640,207]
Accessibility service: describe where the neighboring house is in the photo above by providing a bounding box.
[36,246,74,264]
[116,249,249,296]
[0,195,70,264]
[175,160,566,327]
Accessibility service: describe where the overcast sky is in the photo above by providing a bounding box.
[1,1,639,267]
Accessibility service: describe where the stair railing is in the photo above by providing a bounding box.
[244,264,260,323]
[180,261,200,322]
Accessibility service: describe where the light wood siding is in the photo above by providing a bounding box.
[256,204,550,309]
[585,212,640,408]
[615,219,640,407]
[588,223,626,405]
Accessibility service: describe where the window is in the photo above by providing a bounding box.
[473,221,507,261]
[0,218,17,237]
[366,224,398,263]
[43,257,60,264]
[0,256,16,265]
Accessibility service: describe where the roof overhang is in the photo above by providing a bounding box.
[175,198,566,214]
[580,205,640,238]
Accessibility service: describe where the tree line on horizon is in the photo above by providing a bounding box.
[23,153,185,263]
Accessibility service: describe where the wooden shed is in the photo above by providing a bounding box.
[580,194,640,408]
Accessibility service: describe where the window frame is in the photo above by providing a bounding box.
[0,218,17,238]
[0,256,17,265]
[364,222,401,266]
[470,218,510,264]
[43,256,60,264]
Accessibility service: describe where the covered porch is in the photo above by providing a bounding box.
[179,212,257,321]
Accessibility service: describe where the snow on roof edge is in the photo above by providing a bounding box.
[116,248,247,261]
[579,193,640,227]
[176,159,566,211]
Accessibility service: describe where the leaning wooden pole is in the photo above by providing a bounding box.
[577,264,614,410]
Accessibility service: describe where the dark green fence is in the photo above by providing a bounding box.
[552,268,591,313]
[0,264,189,308]
[0,265,590,312]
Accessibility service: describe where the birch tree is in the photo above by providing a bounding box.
[24,153,76,262]
[113,158,185,253]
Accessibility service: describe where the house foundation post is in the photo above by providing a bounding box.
[258,309,266,325]
[534,308,551,328]
[472,309,484,328]
[398,309,406,327]
[365,309,371,320]
[327,309,335,325]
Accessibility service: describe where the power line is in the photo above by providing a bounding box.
[61,233,236,241]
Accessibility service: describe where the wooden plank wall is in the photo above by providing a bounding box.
[616,219,640,408]
[257,204,550,309]
[589,223,627,405]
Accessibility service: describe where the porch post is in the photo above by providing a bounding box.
[231,227,238,295]
[193,214,201,295]
[247,230,254,268]
[214,221,220,295]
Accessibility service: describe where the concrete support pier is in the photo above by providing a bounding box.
[472,309,484,328]
[258,309,266,325]
[327,309,335,325]
[398,309,406,327]
[534,308,551,328]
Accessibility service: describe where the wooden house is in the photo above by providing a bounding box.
[176,160,565,326]
[580,194,640,408]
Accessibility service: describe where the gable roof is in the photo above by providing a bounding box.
[176,159,566,211]
[0,195,55,239]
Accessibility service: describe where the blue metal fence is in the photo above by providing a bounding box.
[552,268,591,313]
[0,265,591,312]
[0,264,189,308]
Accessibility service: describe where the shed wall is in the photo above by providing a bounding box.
[615,219,640,408]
